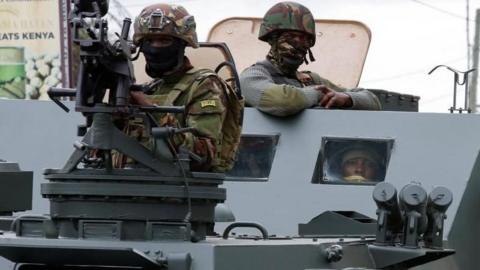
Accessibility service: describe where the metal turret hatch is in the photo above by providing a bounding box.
[206,17,420,112]
[207,17,371,89]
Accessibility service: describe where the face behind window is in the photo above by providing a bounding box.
[342,156,378,182]
[313,138,392,185]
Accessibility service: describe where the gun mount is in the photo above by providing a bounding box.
[41,0,228,244]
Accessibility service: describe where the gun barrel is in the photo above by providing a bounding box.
[121,18,132,41]
[152,127,197,139]
[140,105,186,114]
[48,87,76,113]
[75,0,109,17]
[48,87,76,98]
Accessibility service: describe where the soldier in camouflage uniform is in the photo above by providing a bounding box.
[127,3,229,172]
[240,1,381,116]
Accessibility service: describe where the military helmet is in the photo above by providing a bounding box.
[133,3,199,48]
[258,1,316,45]
[341,148,381,167]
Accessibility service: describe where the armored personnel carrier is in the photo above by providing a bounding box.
[0,1,476,269]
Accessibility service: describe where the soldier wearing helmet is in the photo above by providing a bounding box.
[322,141,384,183]
[340,147,381,182]
[239,1,381,116]
[126,3,231,172]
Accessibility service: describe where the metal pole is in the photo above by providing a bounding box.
[465,74,469,111]
[469,9,480,113]
[467,0,471,69]
[453,73,458,111]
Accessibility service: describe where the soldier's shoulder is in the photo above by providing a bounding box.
[187,68,224,93]
[299,70,331,85]
[185,67,219,82]
[241,60,273,77]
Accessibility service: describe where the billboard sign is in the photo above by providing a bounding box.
[0,0,70,100]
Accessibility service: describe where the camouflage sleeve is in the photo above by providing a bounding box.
[308,72,382,111]
[174,76,226,171]
[240,65,319,116]
[346,88,382,110]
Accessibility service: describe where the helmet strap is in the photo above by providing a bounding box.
[303,48,316,65]
[131,41,142,61]
[308,48,316,63]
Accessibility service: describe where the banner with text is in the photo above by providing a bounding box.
[0,0,70,100]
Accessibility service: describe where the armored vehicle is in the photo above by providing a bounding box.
[0,1,477,269]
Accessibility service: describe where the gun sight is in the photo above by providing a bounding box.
[73,0,110,17]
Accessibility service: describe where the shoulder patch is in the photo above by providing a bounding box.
[200,100,217,108]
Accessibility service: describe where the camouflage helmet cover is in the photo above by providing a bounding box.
[258,1,316,45]
[133,3,199,48]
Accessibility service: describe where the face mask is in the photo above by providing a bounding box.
[278,37,308,62]
[268,32,314,75]
[141,39,186,77]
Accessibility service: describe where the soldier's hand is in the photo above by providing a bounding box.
[130,91,153,106]
[316,86,353,109]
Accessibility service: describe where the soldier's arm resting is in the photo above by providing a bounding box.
[317,86,353,108]
[346,88,382,110]
[313,75,381,110]
[240,65,319,116]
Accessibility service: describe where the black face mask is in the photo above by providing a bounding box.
[141,39,186,77]
[278,54,305,73]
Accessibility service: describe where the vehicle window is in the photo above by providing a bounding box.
[226,133,280,181]
[312,137,394,185]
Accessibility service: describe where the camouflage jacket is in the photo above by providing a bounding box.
[140,66,227,172]
[240,59,381,116]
